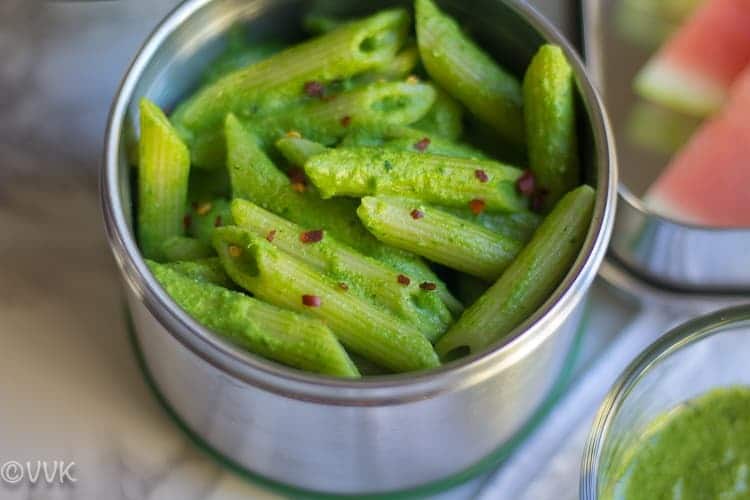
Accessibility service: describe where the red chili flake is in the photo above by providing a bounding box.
[410,209,424,220]
[214,215,223,227]
[469,198,486,215]
[302,294,322,307]
[183,213,192,230]
[300,229,324,244]
[413,137,431,152]
[419,282,437,291]
[303,81,326,98]
[338,282,349,291]
[397,274,411,286]
[266,229,277,242]
[531,190,548,213]
[287,167,307,193]
[516,170,536,197]
[287,167,306,184]
[340,115,352,127]
[475,169,489,183]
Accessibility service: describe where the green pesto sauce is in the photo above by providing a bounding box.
[608,386,750,500]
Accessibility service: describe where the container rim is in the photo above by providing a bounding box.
[618,184,750,232]
[101,0,617,404]
[579,303,750,500]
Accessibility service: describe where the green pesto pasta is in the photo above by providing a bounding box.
[523,44,580,209]
[138,98,190,261]
[413,86,464,140]
[436,186,595,359]
[358,196,524,281]
[248,81,436,147]
[213,226,441,373]
[163,257,234,288]
[173,9,410,134]
[162,236,214,262]
[230,198,452,341]
[133,4,592,378]
[225,114,461,312]
[415,0,524,145]
[149,261,359,377]
[304,147,527,212]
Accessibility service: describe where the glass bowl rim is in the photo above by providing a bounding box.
[580,303,750,499]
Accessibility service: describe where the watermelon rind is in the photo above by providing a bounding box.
[635,59,727,117]
[625,100,701,155]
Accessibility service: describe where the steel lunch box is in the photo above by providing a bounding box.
[102,0,617,494]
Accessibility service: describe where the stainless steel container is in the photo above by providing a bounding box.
[583,0,750,295]
[101,0,617,494]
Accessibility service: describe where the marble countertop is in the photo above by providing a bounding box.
[0,1,706,499]
[0,178,640,499]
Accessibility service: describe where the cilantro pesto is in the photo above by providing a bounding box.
[606,387,750,500]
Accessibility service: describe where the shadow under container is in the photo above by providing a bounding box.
[581,305,750,499]
[102,0,617,495]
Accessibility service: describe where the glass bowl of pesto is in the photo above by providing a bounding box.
[581,304,750,500]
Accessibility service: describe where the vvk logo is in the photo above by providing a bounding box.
[1,460,77,486]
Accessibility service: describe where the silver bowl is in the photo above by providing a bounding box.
[101,0,617,495]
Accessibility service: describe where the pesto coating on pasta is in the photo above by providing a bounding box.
[132,5,592,378]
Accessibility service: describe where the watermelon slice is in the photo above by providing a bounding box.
[646,65,750,227]
[635,0,750,117]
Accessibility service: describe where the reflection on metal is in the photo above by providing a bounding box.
[583,0,750,293]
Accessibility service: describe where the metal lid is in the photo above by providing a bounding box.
[582,0,750,296]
